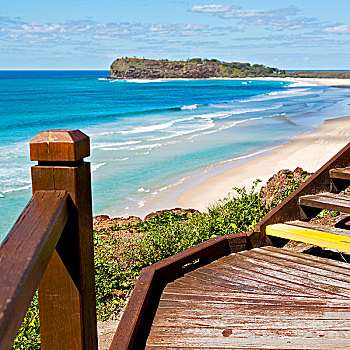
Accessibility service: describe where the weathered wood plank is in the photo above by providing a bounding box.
[0,191,69,350]
[146,336,350,349]
[185,269,312,296]
[252,250,350,283]
[192,264,338,298]
[262,246,350,272]
[160,292,350,307]
[148,325,350,339]
[167,276,238,293]
[214,256,350,297]
[162,286,350,305]
[330,167,350,180]
[151,315,350,329]
[230,251,350,289]
[300,192,350,214]
[244,249,350,286]
[157,299,350,315]
[154,304,350,319]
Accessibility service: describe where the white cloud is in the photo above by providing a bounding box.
[323,24,350,34]
[0,18,211,44]
[190,5,299,19]
[188,5,321,32]
[190,5,233,13]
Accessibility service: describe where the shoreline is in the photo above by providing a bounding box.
[102,77,350,219]
[178,116,350,211]
[115,114,350,219]
[109,76,350,87]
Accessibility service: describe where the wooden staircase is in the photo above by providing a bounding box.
[259,163,350,253]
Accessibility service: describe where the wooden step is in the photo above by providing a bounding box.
[285,220,350,238]
[299,193,350,213]
[266,223,350,253]
[330,167,350,180]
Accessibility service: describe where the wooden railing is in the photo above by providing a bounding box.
[0,129,271,350]
[0,130,97,350]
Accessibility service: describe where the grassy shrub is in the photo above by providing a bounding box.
[13,176,306,347]
[12,293,40,350]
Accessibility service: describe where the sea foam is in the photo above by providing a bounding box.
[91,162,106,172]
[181,104,198,110]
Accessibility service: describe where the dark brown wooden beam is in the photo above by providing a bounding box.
[0,191,69,350]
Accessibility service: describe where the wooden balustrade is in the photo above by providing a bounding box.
[0,128,266,350]
[0,129,97,350]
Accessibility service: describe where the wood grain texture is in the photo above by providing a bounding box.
[145,247,350,349]
[330,167,350,180]
[0,191,69,350]
[255,141,350,234]
[30,129,90,162]
[32,162,97,350]
[300,192,350,213]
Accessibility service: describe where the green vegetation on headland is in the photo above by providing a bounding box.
[13,169,309,349]
[109,57,350,79]
[109,57,283,79]
[287,70,350,79]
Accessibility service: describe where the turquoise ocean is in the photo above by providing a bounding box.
[1,70,350,239]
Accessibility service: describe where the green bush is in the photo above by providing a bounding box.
[12,293,40,350]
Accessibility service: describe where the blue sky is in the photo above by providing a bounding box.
[1,0,349,69]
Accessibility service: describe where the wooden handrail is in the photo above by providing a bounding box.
[0,190,69,350]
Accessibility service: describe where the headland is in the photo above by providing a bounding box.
[109,57,350,80]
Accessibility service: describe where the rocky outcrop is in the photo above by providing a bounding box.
[109,57,282,79]
[259,167,309,208]
[93,208,200,231]
[93,215,142,231]
[144,208,200,221]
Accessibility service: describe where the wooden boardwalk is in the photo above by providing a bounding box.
[146,247,350,349]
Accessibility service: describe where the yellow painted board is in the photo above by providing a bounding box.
[266,224,350,253]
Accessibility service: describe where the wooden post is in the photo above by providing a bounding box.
[30,130,97,350]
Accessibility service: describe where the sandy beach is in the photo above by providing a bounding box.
[250,77,350,87]
[179,115,350,211]
[174,77,350,211]
[112,77,350,218]
[164,77,350,87]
